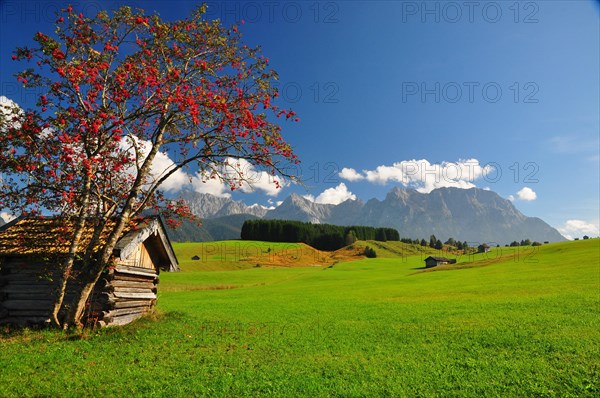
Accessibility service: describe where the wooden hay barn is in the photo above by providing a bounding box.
[424,256,457,268]
[0,216,179,328]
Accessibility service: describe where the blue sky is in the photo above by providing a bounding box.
[1,1,598,238]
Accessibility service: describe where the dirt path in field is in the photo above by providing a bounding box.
[246,243,366,268]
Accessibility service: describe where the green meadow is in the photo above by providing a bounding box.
[173,240,307,271]
[1,239,598,397]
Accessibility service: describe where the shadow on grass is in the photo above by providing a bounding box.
[0,309,192,342]
[96,309,189,335]
[0,320,54,339]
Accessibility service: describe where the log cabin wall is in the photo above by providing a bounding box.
[0,247,159,328]
[84,243,159,328]
[0,256,60,326]
[0,216,178,328]
[85,265,158,328]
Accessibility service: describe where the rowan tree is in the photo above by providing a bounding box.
[0,5,298,329]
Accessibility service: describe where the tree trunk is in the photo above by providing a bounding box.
[61,268,102,330]
[50,176,92,328]
[51,256,78,327]
[61,216,133,329]
[60,123,167,329]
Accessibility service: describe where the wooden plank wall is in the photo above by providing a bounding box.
[0,254,159,328]
[85,265,158,328]
[118,244,155,270]
[0,257,58,325]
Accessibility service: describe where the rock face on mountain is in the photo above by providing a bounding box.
[165,214,260,242]
[264,194,333,223]
[175,187,565,244]
[170,192,268,241]
[178,191,268,219]
[351,187,564,244]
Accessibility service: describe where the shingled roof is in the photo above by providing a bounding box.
[424,256,452,262]
[0,216,179,272]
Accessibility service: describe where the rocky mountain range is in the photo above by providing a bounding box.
[171,187,566,244]
[178,191,269,218]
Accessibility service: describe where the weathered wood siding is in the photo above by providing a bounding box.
[0,256,59,325]
[117,243,155,270]
[85,265,158,328]
[425,258,438,268]
[0,244,159,328]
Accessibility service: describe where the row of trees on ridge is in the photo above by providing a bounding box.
[241,219,399,251]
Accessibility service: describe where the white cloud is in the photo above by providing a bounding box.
[507,195,515,202]
[0,96,23,131]
[338,159,493,193]
[267,199,283,207]
[267,198,283,209]
[315,183,356,204]
[1,98,283,201]
[187,157,287,198]
[364,164,406,185]
[190,171,231,198]
[221,158,286,196]
[1,96,53,139]
[0,212,16,223]
[119,137,189,193]
[249,203,269,210]
[119,140,285,197]
[516,187,537,201]
[151,150,191,192]
[557,219,599,240]
[0,96,19,113]
[265,198,284,209]
[339,167,364,181]
[304,183,356,205]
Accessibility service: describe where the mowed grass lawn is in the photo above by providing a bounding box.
[1,239,598,397]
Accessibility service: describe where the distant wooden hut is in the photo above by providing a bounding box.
[478,243,491,253]
[424,256,456,268]
[0,216,178,328]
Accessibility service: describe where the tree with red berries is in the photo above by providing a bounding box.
[0,5,298,329]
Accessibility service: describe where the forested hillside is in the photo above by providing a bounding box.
[241,219,399,251]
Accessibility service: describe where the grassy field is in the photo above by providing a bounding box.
[173,240,367,271]
[1,239,599,396]
[174,240,307,271]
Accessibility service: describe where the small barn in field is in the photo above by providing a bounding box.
[478,243,491,253]
[0,216,179,328]
[424,256,456,268]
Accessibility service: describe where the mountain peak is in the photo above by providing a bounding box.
[179,190,268,218]
[287,193,310,203]
[387,186,418,200]
[177,187,565,244]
